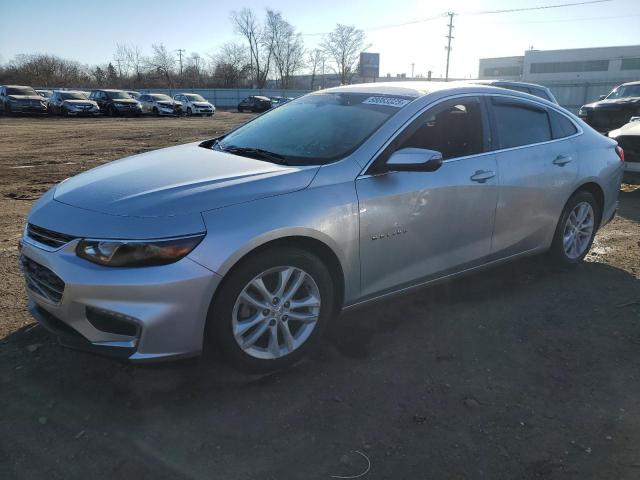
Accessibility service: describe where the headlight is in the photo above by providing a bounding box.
[578,108,585,116]
[76,234,204,267]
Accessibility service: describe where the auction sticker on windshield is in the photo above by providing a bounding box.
[362,96,411,108]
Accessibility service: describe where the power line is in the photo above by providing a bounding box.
[300,0,614,37]
[462,0,612,16]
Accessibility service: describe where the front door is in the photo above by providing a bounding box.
[356,96,499,299]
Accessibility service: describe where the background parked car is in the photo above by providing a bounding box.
[579,81,640,133]
[0,85,48,115]
[609,117,640,183]
[269,96,294,108]
[35,89,53,100]
[126,90,141,100]
[237,95,272,113]
[138,93,182,116]
[173,93,215,116]
[470,80,558,104]
[48,90,100,116]
[89,89,142,117]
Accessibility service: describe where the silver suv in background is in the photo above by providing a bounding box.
[138,93,183,116]
[48,90,100,116]
[470,80,558,104]
[20,82,623,371]
[174,93,215,116]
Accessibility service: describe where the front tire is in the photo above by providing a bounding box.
[186,107,192,116]
[550,190,600,265]
[208,247,335,372]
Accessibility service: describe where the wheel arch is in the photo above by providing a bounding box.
[212,232,346,313]
[573,181,605,224]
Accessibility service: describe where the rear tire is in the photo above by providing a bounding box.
[549,190,600,266]
[207,247,335,372]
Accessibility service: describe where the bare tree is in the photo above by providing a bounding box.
[231,8,271,88]
[307,48,325,90]
[113,44,131,80]
[184,52,203,86]
[147,43,176,87]
[210,42,250,87]
[265,9,304,89]
[320,24,368,85]
[125,45,146,84]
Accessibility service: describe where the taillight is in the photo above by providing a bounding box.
[616,146,625,162]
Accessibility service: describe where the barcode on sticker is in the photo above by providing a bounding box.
[362,96,410,108]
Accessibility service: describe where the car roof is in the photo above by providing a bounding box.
[4,85,35,89]
[95,89,125,92]
[252,95,271,100]
[324,80,549,98]
[620,80,640,87]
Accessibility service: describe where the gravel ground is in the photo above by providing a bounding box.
[0,116,639,480]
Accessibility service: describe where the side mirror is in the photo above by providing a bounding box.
[383,148,443,173]
[599,95,606,100]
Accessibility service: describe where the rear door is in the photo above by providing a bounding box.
[488,96,579,257]
[356,96,499,298]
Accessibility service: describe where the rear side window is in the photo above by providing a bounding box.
[491,98,552,149]
[549,110,578,139]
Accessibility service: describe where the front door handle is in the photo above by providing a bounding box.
[553,154,573,166]
[470,170,496,183]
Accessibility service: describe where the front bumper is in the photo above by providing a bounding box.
[20,234,221,362]
[9,102,48,114]
[114,105,142,116]
[66,107,100,116]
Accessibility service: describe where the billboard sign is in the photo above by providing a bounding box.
[360,52,380,78]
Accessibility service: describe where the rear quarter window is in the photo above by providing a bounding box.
[549,110,578,139]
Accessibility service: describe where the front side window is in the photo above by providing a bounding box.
[491,98,551,149]
[393,97,485,160]
[219,92,411,165]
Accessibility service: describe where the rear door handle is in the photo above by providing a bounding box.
[553,154,573,166]
[470,170,496,183]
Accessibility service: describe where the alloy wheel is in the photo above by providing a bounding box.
[562,201,595,259]
[232,266,321,360]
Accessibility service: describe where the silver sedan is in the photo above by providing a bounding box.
[20,82,624,371]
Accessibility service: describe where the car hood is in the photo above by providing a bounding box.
[608,120,640,139]
[582,98,640,110]
[63,99,94,105]
[8,95,43,101]
[111,98,138,104]
[53,142,319,218]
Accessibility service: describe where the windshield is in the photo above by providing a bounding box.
[606,85,640,99]
[7,86,37,96]
[219,92,411,165]
[185,94,206,101]
[107,91,132,100]
[151,94,172,101]
[60,92,87,100]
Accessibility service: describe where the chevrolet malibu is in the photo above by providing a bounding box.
[20,82,624,371]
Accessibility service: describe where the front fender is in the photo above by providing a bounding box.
[188,183,361,304]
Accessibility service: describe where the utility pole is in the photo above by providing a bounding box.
[411,63,415,78]
[177,48,186,76]
[445,12,454,82]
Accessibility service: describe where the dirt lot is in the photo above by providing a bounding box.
[0,115,639,479]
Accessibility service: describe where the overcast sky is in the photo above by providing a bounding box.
[1,0,639,79]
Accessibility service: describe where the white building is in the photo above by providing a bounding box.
[479,45,640,111]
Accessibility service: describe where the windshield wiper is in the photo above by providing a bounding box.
[219,145,290,165]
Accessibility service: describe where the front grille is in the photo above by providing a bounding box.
[20,256,65,304]
[27,223,76,248]
[616,136,640,163]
